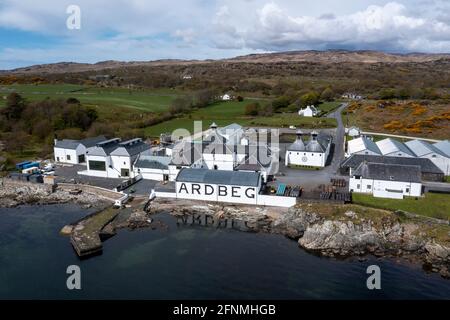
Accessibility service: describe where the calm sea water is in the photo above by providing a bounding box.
[0,204,449,300]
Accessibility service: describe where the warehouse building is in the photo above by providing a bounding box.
[285,130,332,167]
[405,139,450,176]
[54,135,106,164]
[346,136,381,157]
[340,154,444,182]
[349,162,422,199]
[79,138,150,178]
[376,138,415,157]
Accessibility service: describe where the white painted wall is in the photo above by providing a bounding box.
[175,181,259,205]
[420,154,450,176]
[285,148,329,167]
[54,144,85,164]
[349,176,422,199]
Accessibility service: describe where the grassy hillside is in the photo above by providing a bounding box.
[144,100,337,137]
[0,84,178,112]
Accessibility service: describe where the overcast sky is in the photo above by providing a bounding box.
[1,0,450,69]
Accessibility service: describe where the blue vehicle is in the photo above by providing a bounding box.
[22,162,40,169]
[15,161,32,170]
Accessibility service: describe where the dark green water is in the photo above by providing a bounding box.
[0,204,449,299]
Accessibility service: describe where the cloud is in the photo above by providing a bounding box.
[214,1,450,52]
[0,1,450,69]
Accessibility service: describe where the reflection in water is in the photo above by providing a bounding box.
[0,204,449,299]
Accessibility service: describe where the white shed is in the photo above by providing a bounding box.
[298,105,318,117]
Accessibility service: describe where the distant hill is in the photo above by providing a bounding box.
[3,50,450,75]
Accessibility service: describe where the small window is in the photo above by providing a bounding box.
[367,185,371,190]
[406,188,410,193]
[432,155,436,158]
[67,155,71,161]
[357,184,360,189]
[124,161,126,165]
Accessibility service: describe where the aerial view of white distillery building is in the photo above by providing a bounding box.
[3,0,450,304]
[285,130,332,167]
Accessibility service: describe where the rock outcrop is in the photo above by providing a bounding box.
[147,198,450,279]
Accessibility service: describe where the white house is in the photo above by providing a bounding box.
[54,136,106,164]
[406,139,450,175]
[376,138,415,158]
[346,136,381,157]
[285,130,332,168]
[80,138,150,178]
[221,93,232,101]
[349,162,422,199]
[298,105,319,117]
[346,126,361,138]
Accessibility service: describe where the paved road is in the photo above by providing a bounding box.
[327,103,348,174]
[272,103,349,190]
[423,181,450,193]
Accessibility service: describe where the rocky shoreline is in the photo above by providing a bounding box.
[0,182,109,209]
[147,198,450,279]
[1,181,448,279]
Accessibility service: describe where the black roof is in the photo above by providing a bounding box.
[176,168,260,187]
[353,162,421,183]
[341,154,443,174]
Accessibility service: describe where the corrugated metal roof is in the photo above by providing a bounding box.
[433,140,450,157]
[341,154,443,174]
[347,137,381,155]
[176,168,260,187]
[353,162,421,183]
[405,139,446,157]
[376,138,415,156]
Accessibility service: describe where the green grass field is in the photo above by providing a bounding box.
[0,84,178,112]
[352,192,450,220]
[318,101,342,115]
[1,84,337,138]
[145,100,337,137]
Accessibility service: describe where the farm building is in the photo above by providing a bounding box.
[54,136,106,164]
[346,136,381,157]
[298,105,319,117]
[376,138,415,157]
[285,130,332,168]
[405,140,450,176]
[79,138,150,178]
[340,154,444,182]
[349,162,422,199]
